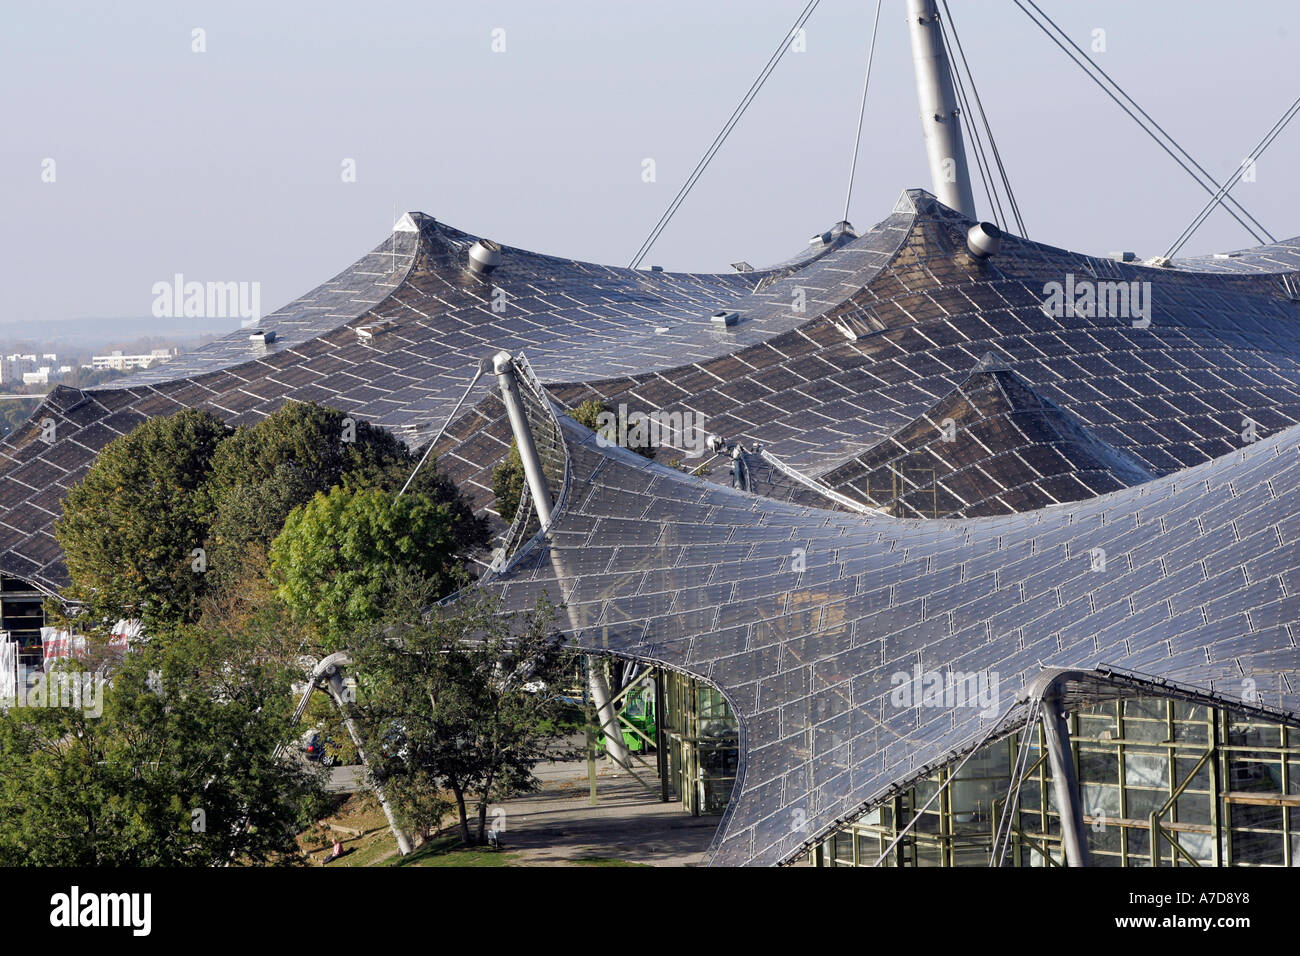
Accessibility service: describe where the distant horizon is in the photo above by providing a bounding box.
[4,1,1298,336]
[0,314,234,350]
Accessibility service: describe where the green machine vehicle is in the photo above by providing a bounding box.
[598,681,657,754]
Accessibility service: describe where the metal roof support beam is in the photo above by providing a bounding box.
[493,350,554,528]
[316,653,414,857]
[492,351,630,768]
[905,0,977,218]
[1028,670,1092,867]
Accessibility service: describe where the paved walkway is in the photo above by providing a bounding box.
[490,744,718,866]
[322,739,724,866]
[498,772,720,866]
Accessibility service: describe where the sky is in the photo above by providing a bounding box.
[2,0,1298,337]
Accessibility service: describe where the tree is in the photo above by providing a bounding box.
[201,401,413,592]
[0,400,41,439]
[55,407,229,629]
[268,485,473,651]
[491,442,525,518]
[0,628,322,866]
[351,591,575,845]
[569,399,657,460]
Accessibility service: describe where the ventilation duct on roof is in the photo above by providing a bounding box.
[966,222,1002,260]
[248,329,276,345]
[467,240,502,276]
[354,318,396,340]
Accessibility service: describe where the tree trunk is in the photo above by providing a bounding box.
[477,801,488,844]
[453,787,470,845]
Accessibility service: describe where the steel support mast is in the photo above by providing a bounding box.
[905,0,977,217]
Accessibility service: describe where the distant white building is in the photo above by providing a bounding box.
[1,354,42,386]
[91,348,176,372]
[22,367,50,386]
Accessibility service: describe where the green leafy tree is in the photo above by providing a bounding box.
[269,485,472,651]
[55,407,229,629]
[201,401,412,592]
[569,399,657,460]
[0,400,41,439]
[0,629,322,865]
[352,591,575,845]
[491,442,526,518]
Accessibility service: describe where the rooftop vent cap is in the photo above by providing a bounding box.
[966,222,1002,260]
[467,239,502,276]
[711,310,740,327]
[355,318,396,340]
[248,329,276,345]
[1108,251,1137,262]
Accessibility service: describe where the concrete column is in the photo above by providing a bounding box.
[493,350,553,527]
[587,658,631,769]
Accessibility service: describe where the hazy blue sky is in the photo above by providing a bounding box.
[3,1,1298,335]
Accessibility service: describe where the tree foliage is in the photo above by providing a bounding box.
[351,589,575,845]
[55,401,486,627]
[55,407,229,630]
[269,486,472,651]
[491,442,526,519]
[201,402,411,591]
[0,628,321,865]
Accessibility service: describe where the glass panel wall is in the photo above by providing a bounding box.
[661,670,739,816]
[817,695,1299,867]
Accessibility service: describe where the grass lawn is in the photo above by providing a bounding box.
[389,834,518,867]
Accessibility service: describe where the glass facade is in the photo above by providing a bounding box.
[0,575,46,664]
[817,696,1300,867]
[660,670,739,816]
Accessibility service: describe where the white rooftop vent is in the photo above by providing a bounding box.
[354,318,396,340]
[711,310,740,327]
[248,329,276,345]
